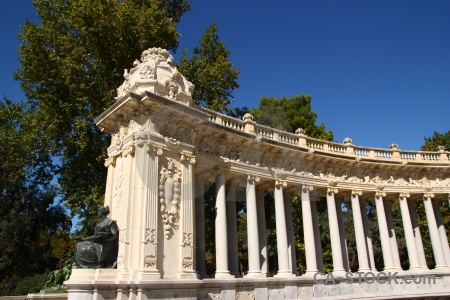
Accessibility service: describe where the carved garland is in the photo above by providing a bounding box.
[159,158,181,239]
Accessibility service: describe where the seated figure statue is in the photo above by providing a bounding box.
[74,206,119,268]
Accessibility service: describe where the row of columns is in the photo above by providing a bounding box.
[196,174,450,278]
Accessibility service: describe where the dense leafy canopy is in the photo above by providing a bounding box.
[15,0,191,231]
[0,99,70,289]
[177,23,240,114]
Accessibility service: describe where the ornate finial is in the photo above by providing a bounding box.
[390,143,398,150]
[115,48,194,105]
[295,128,305,136]
[243,113,254,121]
[343,137,352,145]
[437,145,445,152]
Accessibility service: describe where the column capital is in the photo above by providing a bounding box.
[104,156,117,167]
[423,186,434,199]
[121,145,135,157]
[247,174,260,183]
[327,180,338,194]
[180,153,196,164]
[351,190,362,196]
[399,192,410,199]
[147,145,163,156]
[375,184,386,197]
[301,185,314,193]
[215,166,230,177]
[275,179,287,187]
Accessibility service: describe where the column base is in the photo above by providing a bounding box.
[177,271,199,279]
[332,270,347,277]
[245,271,265,278]
[357,268,372,273]
[303,270,320,277]
[434,265,450,270]
[214,271,235,278]
[274,271,296,278]
[138,270,161,280]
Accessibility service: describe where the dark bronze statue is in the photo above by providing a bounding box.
[74,206,119,268]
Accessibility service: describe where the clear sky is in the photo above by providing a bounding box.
[1,0,449,151]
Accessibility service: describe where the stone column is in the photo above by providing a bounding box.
[433,200,450,266]
[351,191,370,272]
[423,196,446,268]
[311,198,324,272]
[226,183,240,276]
[360,200,376,271]
[256,189,268,276]
[326,190,346,276]
[384,201,402,270]
[274,180,293,277]
[195,176,207,278]
[398,194,421,270]
[246,175,262,277]
[178,154,197,278]
[408,201,428,269]
[374,194,395,270]
[215,172,232,278]
[284,193,297,275]
[301,186,318,275]
[336,198,350,271]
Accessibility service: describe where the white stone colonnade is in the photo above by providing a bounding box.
[65,48,450,300]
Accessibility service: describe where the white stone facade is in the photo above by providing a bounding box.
[65,48,450,299]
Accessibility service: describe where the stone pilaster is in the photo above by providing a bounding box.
[178,153,197,278]
[137,146,161,279]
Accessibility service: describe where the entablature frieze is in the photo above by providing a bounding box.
[97,91,450,199]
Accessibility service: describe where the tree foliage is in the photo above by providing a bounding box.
[0,99,70,288]
[421,130,450,152]
[15,0,191,230]
[250,94,334,141]
[176,23,240,114]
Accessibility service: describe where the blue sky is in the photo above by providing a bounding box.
[1,0,449,151]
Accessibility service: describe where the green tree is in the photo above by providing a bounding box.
[251,94,333,141]
[15,0,191,231]
[0,99,70,290]
[176,23,240,114]
[421,130,450,152]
